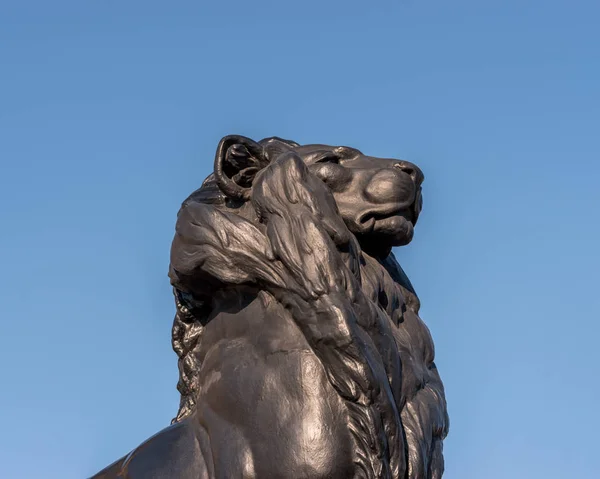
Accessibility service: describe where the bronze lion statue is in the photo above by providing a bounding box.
[92,136,449,479]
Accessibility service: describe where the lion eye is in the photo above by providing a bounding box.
[315,153,340,164]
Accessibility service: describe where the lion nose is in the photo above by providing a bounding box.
[394,161,424,186]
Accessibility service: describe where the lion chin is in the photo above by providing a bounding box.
[377,214,415,245]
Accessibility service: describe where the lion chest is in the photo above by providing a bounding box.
[194,292,355,478]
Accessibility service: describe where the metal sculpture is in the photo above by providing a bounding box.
[92,136,449,479]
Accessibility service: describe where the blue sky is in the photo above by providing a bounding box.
[1,1,598,478]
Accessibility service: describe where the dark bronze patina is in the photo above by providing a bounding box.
[92,136,449,479]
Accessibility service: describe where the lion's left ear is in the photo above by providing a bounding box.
[214,135,270,201]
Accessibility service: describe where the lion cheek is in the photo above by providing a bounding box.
[364,169,415,205]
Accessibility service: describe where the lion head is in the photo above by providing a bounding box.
[206,135,423,257]
[169,135,447,479]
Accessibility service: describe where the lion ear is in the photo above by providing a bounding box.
[214,135,270,201]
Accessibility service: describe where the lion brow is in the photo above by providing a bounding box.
[333,146,362,158]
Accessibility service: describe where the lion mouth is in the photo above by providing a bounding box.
[358,205,415,233]
[412,187,422,225]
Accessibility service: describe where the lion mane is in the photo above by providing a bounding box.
[169,138,449,479]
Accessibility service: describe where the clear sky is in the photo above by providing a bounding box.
[0,1,598,478]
